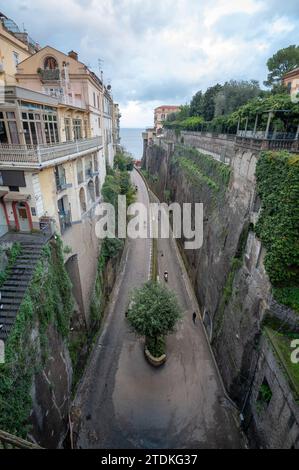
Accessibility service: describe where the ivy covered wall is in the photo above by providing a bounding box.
[255,151,299,313]
[173,145,231,193]
[0,237,73,438]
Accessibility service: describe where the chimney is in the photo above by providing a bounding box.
[68,50,78,61]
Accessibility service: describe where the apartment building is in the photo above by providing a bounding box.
[0,35,119,322]
[154,105,180,133]
[15,46,115,165]
[0,12,39,86]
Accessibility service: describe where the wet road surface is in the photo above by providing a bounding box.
[74,169,243,449]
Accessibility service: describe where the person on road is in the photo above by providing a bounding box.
[192,312,197,324]
[164,271,168,282]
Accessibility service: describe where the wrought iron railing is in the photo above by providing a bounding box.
[0,136,103,166]
[39,69,60,81]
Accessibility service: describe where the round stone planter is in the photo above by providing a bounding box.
[144,346,167,367]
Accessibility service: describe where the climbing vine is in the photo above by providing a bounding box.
[173,145,231,193]
[255,151,299,313]
[0,242,22,287]
[0,236,74,438]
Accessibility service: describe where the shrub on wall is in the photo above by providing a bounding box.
[173,145,231,193]
[255,151,299,313]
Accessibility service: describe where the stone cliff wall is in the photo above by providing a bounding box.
[143,139,299,449]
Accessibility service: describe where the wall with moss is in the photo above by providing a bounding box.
[144,141,299,448]
[255,151,299,314]
[0,237,74,447]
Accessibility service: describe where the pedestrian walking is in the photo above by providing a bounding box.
[192,312,197,324]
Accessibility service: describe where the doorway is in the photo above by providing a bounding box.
[15,202,31,232]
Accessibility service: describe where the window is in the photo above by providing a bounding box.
[65,118,72,141]
[55,165,66,191]
[13,52,19,68]
[73,119,82,140]
[85,156,93,179]
[0,119,8,144]
[79,187,86,214]
[84,120,88,138]
[44,56,58,70]
[0,170,26,187]
[95,175,100,198]
[43,87,62,99]
[22,107,58,145]
[93,153,99,172]
[77,159,84,184]
[43,114,58,144]
[97,95,100,109]
[0,111,20,144]
[93,92,96,107]
[87,180,95,203]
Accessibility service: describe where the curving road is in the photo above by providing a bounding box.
[73,169,243,449]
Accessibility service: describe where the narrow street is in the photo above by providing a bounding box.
[74,169,243,449]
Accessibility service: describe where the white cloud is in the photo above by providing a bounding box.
[2,0,299,127]
[266,16,295,35]
[203,0,266,27]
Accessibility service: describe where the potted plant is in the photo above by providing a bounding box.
[127,281,181,366]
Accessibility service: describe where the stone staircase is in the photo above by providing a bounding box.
[0,241,45,342]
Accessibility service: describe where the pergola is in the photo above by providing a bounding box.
[237,109,299,140]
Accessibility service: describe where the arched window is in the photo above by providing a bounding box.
[79,187,86,215]
[95,176,100,198]
[77,159,83,184]
[87,180,95,204]
[44,56,58,70]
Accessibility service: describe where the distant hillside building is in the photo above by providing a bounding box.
[283,67,299,100]
[154,105,180,133]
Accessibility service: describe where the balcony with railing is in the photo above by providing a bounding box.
[0,136,103,168]
[38,68,60,82]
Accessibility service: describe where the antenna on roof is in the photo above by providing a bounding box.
[98,58,104,72]
[98,58,104,84]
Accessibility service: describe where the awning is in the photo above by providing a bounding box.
[3,192,31,202]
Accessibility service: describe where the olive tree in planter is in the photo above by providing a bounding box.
[127,281,181,366]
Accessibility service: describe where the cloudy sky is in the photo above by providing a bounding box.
[2,0,299,127]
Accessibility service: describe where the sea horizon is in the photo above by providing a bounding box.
[119,127,146,160]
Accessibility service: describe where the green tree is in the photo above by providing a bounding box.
[190,90,203,116]
[177,104,190,120]
[166,112,178,122]
[214,80,261,117]
[201,84,222,121]
[114,152,134,171]
[127,281,181,357]
[264,45,299,88]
